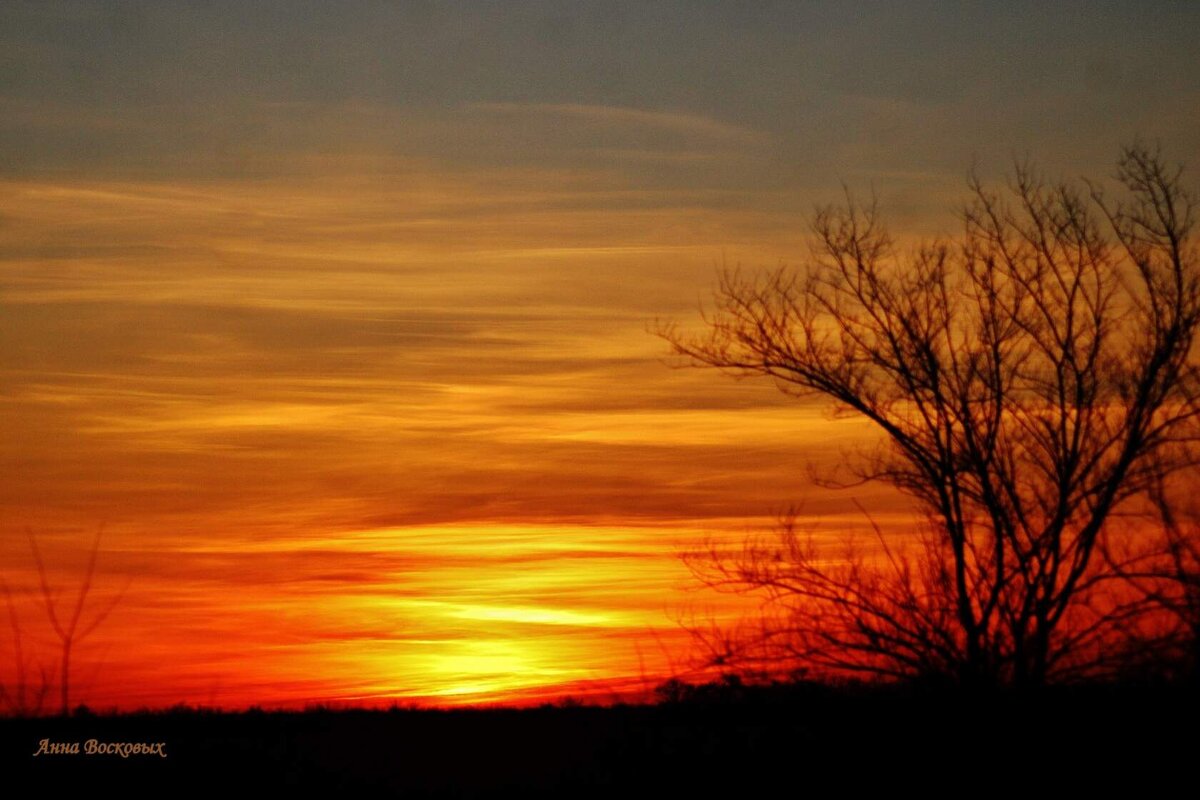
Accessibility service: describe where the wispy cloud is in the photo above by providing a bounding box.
[0,159,898,708]
[469,102,769,145]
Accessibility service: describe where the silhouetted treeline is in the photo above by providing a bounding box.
[3,679,1196,796]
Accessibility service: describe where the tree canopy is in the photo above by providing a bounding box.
[661,142,1200,687]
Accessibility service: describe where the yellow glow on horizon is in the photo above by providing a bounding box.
[1,167,910,711]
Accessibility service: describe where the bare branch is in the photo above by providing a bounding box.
[661,142,1200,687]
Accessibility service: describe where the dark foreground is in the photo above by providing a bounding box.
[2,682,1196,797]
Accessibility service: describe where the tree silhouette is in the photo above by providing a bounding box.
[27,528,127,715]
[0,578,50,717]
[659,142,1200,687]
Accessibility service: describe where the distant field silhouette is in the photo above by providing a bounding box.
[3,679,1196,796]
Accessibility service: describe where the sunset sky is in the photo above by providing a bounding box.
[2,2,1199,710]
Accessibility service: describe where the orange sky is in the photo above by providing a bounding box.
[2,3,1198,711]
[0,168,911,710]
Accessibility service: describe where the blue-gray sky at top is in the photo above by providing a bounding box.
[2,1,1197,185]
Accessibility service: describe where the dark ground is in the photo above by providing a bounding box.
[2,681,1196,797]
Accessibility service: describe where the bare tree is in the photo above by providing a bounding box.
[659,142,1200,687]
[27,528,127,715]
[0,578,51,717]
